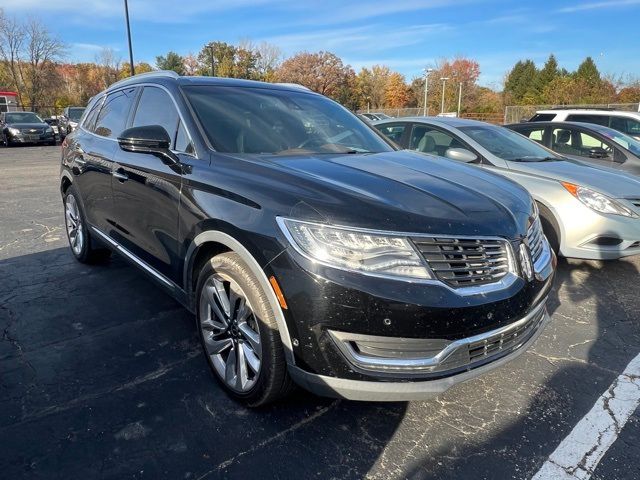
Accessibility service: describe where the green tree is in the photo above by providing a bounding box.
[575,56,600,85]
[535,54,559,100]
[155,51,185,75]
[504,60,538,104]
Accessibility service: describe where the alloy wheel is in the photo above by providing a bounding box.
[64,194,84,256]
[199,273,262,393]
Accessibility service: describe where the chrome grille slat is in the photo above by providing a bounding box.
[527,217,545,264]
[412,237,511,287]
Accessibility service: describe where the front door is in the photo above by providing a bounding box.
[110,86,192,285]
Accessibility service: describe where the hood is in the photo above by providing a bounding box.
[506,159,640,198]
[259,150,534,239]
[6,122,48,129]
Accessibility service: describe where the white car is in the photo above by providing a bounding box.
[529,109,640,140]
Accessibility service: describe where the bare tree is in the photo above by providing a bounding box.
[95,47,121,89]
[0,11,64,110]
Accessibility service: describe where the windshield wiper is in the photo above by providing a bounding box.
[510,156,560,162]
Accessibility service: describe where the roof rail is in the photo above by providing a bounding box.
[549,106,615,111]
[107,70,180,91]
[275,82,312,91]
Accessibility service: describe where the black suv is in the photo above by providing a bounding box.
[60,71,555,406]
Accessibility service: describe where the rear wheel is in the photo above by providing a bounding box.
[196,252,293,406]
[63,186,111,263]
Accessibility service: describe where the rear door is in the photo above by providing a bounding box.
[111,85,195,285]
[68,88,137,234]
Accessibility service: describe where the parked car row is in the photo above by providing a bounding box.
[373,116,640,261]
[0,106,85,147]
[60,71,555,406]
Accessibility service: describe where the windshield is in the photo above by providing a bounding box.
[68,108,85,121]
[4,112,43,124]
[588,124,640,157]
[184,86,393,155]
[459,125,562,162]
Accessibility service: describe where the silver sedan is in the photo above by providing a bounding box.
[374,117,640,260]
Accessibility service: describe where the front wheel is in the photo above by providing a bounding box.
[63,186,111,263]
[196,252,293,406]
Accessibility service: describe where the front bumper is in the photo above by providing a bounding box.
[7,132,55,144]
[289,303,549,401]
[267,239,555,399]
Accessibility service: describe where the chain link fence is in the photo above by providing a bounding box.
[504,103,640,124]
[356,108,504,125]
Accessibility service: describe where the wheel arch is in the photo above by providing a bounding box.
[60,171,73,195]
[534,199,562,254]
[185,230,295,365]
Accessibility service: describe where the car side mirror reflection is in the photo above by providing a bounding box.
[118,125,180,166]
[445,147,478,163]
[588,147,610,159]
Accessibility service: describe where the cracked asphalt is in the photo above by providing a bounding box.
[1,145,639,480]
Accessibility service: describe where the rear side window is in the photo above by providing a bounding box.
[82,97,103,131]
[566,114,609,126]
[94,88,136,138]
[529,114,556,122]
[610,116,640,136]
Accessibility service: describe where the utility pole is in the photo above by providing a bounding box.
[457,82,463,117]
[124,0,135,76]
[440,77,449,114]
[423,68,433,116]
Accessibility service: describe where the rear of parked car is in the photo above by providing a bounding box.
[60,72,555,405]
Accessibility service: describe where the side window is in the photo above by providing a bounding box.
[522,127,545,144]
[94,88,136,138]
[132,87,180,148]
[82,97,103,132]
[578,132,613,156]
[552,128,581,156]
[565,114,609,126]
[175,120,194,154]
[409,126,459,156]
[375,123,405,144]
[529,113,556,122]
[610,116,640,136]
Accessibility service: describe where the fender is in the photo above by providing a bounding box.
[186,230,295,365]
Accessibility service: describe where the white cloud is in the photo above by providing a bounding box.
[558,0,640,13]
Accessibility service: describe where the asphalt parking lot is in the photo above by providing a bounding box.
[1,146,640,480]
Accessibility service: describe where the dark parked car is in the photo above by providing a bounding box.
[507,121,640,176]
[60,71,555,406]
[59,106,85,137]
[1,111,56,146]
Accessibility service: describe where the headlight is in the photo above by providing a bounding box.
[562,182,637,218]
[277,218,433,279]
[8,127,20,135]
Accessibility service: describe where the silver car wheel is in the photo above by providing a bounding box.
[199,273,262,393]
[64,194,84,256]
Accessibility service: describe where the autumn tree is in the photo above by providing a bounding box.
[276,51,353,99]
[385,72,410,108]
[156,51,185,75]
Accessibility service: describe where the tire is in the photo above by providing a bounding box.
[537,202,560,255]
[63,186,111,264]
[196,252,294,406]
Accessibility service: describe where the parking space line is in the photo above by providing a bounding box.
[532,353,640,480]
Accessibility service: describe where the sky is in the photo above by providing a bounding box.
[3,0,640,88]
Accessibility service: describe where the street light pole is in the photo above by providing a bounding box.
[423,68,433,116]
[457,82,463,117]
[123,0,135,76]
[440,77,449,114]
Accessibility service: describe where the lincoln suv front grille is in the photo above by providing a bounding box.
[412,237,510,287]
[527,216,545,264]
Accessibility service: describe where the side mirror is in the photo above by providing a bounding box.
[118,125,179,166]
[588,147,610,159]
[445,147,478,163]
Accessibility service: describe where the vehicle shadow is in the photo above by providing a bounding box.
[390,256,640,479]
[0,247,407,479]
